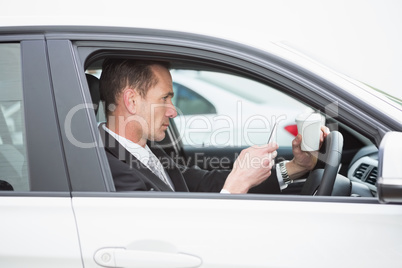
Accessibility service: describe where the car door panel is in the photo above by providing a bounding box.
[0,196,82,268]
[46,39,112,192]
[66,33,402,268]
[0,37,82,267]
[21,39,70,191]
[0,26,400,268]
[72,195,402,268]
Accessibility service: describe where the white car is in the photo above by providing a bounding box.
[0,26,401,268]
[171,70,310,147]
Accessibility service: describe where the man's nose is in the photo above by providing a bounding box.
[165,103,177,118]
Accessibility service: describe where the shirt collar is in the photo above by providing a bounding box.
[103,124,150,167]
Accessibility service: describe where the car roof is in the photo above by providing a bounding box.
[1,25,401,124]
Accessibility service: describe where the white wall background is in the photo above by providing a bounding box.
[2,0,401,99]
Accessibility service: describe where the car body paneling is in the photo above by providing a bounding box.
[53,26,400,143]
[0,26,401,268]
[72,194,402,268]
[46,39,113,192]
[0,26,400,125]
[0,197,82,268]
[0,34,81,267]
[21,38,71,191]
[62,28,401,267]
[41,25,400,133]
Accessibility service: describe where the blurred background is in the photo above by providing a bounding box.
[1,0,401,99]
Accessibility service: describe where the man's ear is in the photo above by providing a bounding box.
[123,88,137,114]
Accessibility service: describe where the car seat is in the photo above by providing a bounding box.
[86,73,101,114]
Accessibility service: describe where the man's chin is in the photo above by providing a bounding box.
[150,132,166,143]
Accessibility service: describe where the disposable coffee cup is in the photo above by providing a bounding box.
[295,113,322,151]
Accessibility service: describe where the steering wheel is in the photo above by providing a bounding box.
[301,131,344,196]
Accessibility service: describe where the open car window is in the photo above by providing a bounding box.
[170,69,309,148]
[85,57,376,198]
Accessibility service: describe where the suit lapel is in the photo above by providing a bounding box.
[124,151,174,192]
[99,124,177,192]
[148,141,189,192]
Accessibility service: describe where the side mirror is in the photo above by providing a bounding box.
[377,132,402,203]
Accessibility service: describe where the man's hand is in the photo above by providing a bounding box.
[286,126,330,180]
[223,143,279,194]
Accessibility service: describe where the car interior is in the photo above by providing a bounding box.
[82,55,379,198]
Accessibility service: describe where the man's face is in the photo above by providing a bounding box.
[136,65,177,142]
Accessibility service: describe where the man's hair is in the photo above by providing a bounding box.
[99,58,170,116]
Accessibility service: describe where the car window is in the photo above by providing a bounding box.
[172,82,216,115]
[83,53,376,198]
[0,43,29,191]
[171,70,309,148]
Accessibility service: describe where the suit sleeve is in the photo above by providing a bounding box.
[248,166,281,194]
[179,165,228,192]
[179,165,281,194]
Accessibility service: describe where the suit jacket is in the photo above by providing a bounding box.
[100,125,281,194]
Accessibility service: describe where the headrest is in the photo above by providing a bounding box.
[86,73,100,114]
[0,180,13,191]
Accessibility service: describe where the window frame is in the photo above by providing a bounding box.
[69,35,389,204]
[46,39,113,192]
[0,36,71,195]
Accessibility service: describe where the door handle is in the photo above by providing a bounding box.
[94,247,202,268]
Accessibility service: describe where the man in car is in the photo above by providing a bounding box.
[99,58,328,193]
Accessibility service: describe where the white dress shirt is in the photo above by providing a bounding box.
[103,125,174,190]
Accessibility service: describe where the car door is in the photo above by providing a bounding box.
[50,29,402,268]
[0,35,82,267]
[73,194,402,268]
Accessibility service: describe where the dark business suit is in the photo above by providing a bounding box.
[100,125,281,194]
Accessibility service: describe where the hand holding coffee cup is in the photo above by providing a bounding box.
[295,113,322,151]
